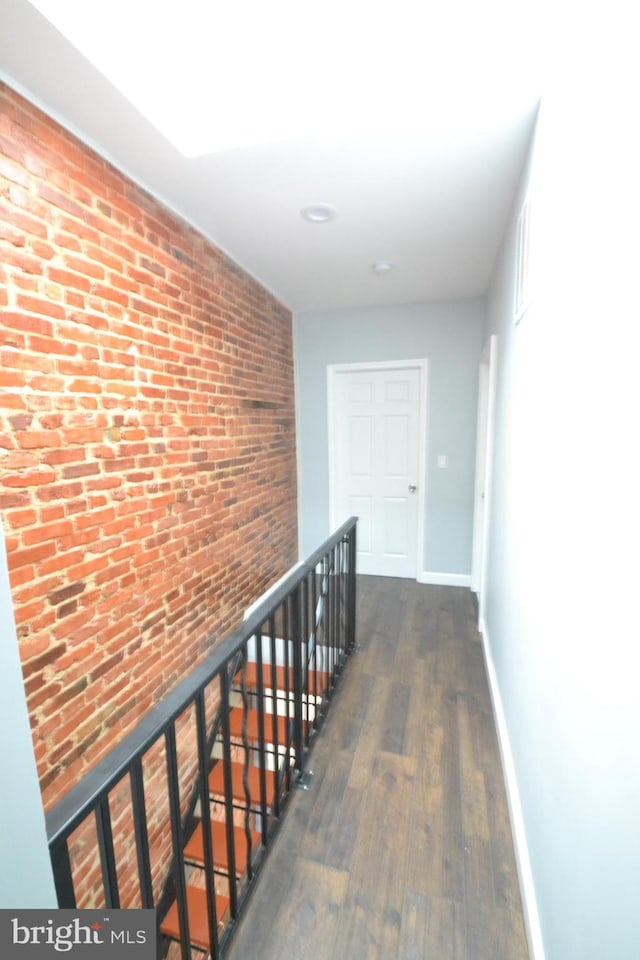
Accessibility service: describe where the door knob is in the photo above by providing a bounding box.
[408,484,417,493]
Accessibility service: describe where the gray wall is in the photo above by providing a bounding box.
[294,299,483,575]
[484,76,640,960]
[0,523,57,907]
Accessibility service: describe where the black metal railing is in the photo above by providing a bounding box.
[46,517,357,960]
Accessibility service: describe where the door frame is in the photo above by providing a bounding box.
[471,335,498,629]
[327,359,428,581]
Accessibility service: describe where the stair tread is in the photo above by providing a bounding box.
[209,760,277,808]
[241,661,331,694]
[229,706,292,744]
[185,819,261,875]
[242,662,294,691]
[161,884,229,951]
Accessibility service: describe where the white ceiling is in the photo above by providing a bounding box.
[1,0,542,312]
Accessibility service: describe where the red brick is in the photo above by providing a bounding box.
[39,549,85,577]
[21,519,74,545]
[36,481,83,502]
[42,448,85,466]
[15,294,66,320]
[28,375,66,392]
[66,555,110,581]
[1,311,54,337]
[5,507,38,528]
[0,154,30,186]
[39,503,65,522]
[0,202,48,239]
[1,249,43,277]
[16,430,61,449]
[61,426,104,444]
[9,540,57,568]
[48,267,92,292]
[75,506,116,530]
[32,240,56,260]
[38,183,84,219]
[91,283,131,308]
[28,334,77,356]
[1,349,55,375]
[69,379,102,394]
[2,469,55,487]
[0,490,31,510]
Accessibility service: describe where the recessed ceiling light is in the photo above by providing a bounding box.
[301,204,337,223]
[371,261,396,274]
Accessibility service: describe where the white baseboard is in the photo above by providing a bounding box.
[417,571,472,587]
[480,623,546,960]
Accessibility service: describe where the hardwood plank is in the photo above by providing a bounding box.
[325,667,376,754]
[424,894,466,960]
[493,905,530,960]
[457,692,491,842]
[286,748,354,866]
[409,784,445,898]
[401,659,442,762]
[224,849,298,960]
[399,890,466,960]
[379,680,412,755]
[323,783,365,872]
[335,751,415,957]
[461,767,491,841]
[397,889,429,960]
[440,697,465,903]
[463,836,497,959]
[267,858,348,960]
[347,675,389,790]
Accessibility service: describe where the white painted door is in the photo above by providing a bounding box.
[329,363,425,578]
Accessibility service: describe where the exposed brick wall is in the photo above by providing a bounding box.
[0,82,298,812]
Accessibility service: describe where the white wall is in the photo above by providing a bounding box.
[294,299,483,578]
[0,522,57,907]
[483,47,640,960]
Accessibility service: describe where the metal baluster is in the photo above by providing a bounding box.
[333,543,339,672]
[348,522,357,651]
[328,553,334,680]
[268,614,280,817]
[310,565,319,708]
[165,724,191,960]
[49,838,76,908]
[220,668,238,918]
[95,795,120,908]
[130,759,154,910]
[291,584,304,777]
[238,643,254,880]
[301,573,310,744]
[195,689,220,958]
[253,629,269,844]
[282,597,292,792]
[338,543,343,664]
[328,551,335,682]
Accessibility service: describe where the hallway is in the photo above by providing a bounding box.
[225,576,529,959]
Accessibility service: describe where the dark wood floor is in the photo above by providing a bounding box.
[225,577,529,960]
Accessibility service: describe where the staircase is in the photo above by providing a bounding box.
[160,651,330,954]
[45,518,356,960]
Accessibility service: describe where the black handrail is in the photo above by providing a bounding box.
[46,517,357,959]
